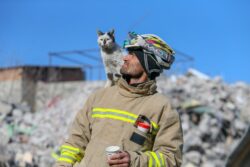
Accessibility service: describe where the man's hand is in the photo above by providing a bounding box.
[107,151,130,167]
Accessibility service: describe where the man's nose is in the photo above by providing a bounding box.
[123,55,128,61]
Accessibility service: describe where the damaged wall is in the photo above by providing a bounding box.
[0,66,85,112]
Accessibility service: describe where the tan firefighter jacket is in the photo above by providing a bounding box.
[54,78,183,167]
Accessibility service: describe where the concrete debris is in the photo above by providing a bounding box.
[185,151,201,165]
[0,69,250,167]
[157,72,250,167]
[15,152,33,167]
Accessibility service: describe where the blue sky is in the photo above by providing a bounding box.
[0,0,249,83]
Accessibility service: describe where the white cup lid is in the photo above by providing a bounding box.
[105,146,120,153]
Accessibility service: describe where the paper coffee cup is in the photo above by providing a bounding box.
[105,146,120,159]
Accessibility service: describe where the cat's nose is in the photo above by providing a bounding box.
[103,40,106,44]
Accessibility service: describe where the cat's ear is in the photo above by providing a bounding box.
[108,29,115,42]
[109,29,115,36]
[97,30,104,36]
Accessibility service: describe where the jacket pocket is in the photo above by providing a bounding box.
[122,127,154,152]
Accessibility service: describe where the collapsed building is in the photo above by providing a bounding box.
[0,67,249,167]
[0,66,85,112]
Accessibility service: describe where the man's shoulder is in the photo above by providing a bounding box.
[152,92,178,115]
[90,85,118,97]
[151,92,171,105]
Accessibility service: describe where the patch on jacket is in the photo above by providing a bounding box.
[130,132,146,145]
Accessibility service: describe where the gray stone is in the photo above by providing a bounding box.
[185,151,201,165]
[201,162,216,167]
[183,129,202,152]
[234,119,247,131]
[0,101,12,116]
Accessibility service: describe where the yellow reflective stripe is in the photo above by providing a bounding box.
[60,145,84,162]
[156,152,164,167]
[61,148,83,155]
[61,152,81,162]
[61,145,81,154]
[93,107,138,118]
[92,108,137,124]
[146,151,164,167]
[51,152,59,160]
[151,152,161,167]
[151,121,159,136]
[93,107,160,135]
[92,114,134,123]
[57,157,74,164]
[151,121,159,130]
[61,155,76,162]
[62,152,75,159]
[159,152,165,166]
[152,156,156,167]
[146,152,153,167]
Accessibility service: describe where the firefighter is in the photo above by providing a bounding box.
[55,32,183,167]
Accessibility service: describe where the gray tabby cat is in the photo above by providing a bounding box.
[97,29,123,87]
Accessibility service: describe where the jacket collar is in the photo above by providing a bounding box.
[117,77,157,97]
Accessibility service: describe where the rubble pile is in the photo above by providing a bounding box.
[157,69,250,167]
[0,81,104,167]
[0,69,249,167]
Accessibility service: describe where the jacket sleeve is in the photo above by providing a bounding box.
[54,94,95,167]
[128,102,183,167]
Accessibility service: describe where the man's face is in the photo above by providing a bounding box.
[120,52,146,79]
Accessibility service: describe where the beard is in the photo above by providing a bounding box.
[120,64,144,79]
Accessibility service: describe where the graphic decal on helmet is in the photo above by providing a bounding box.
[123,32,175,70]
